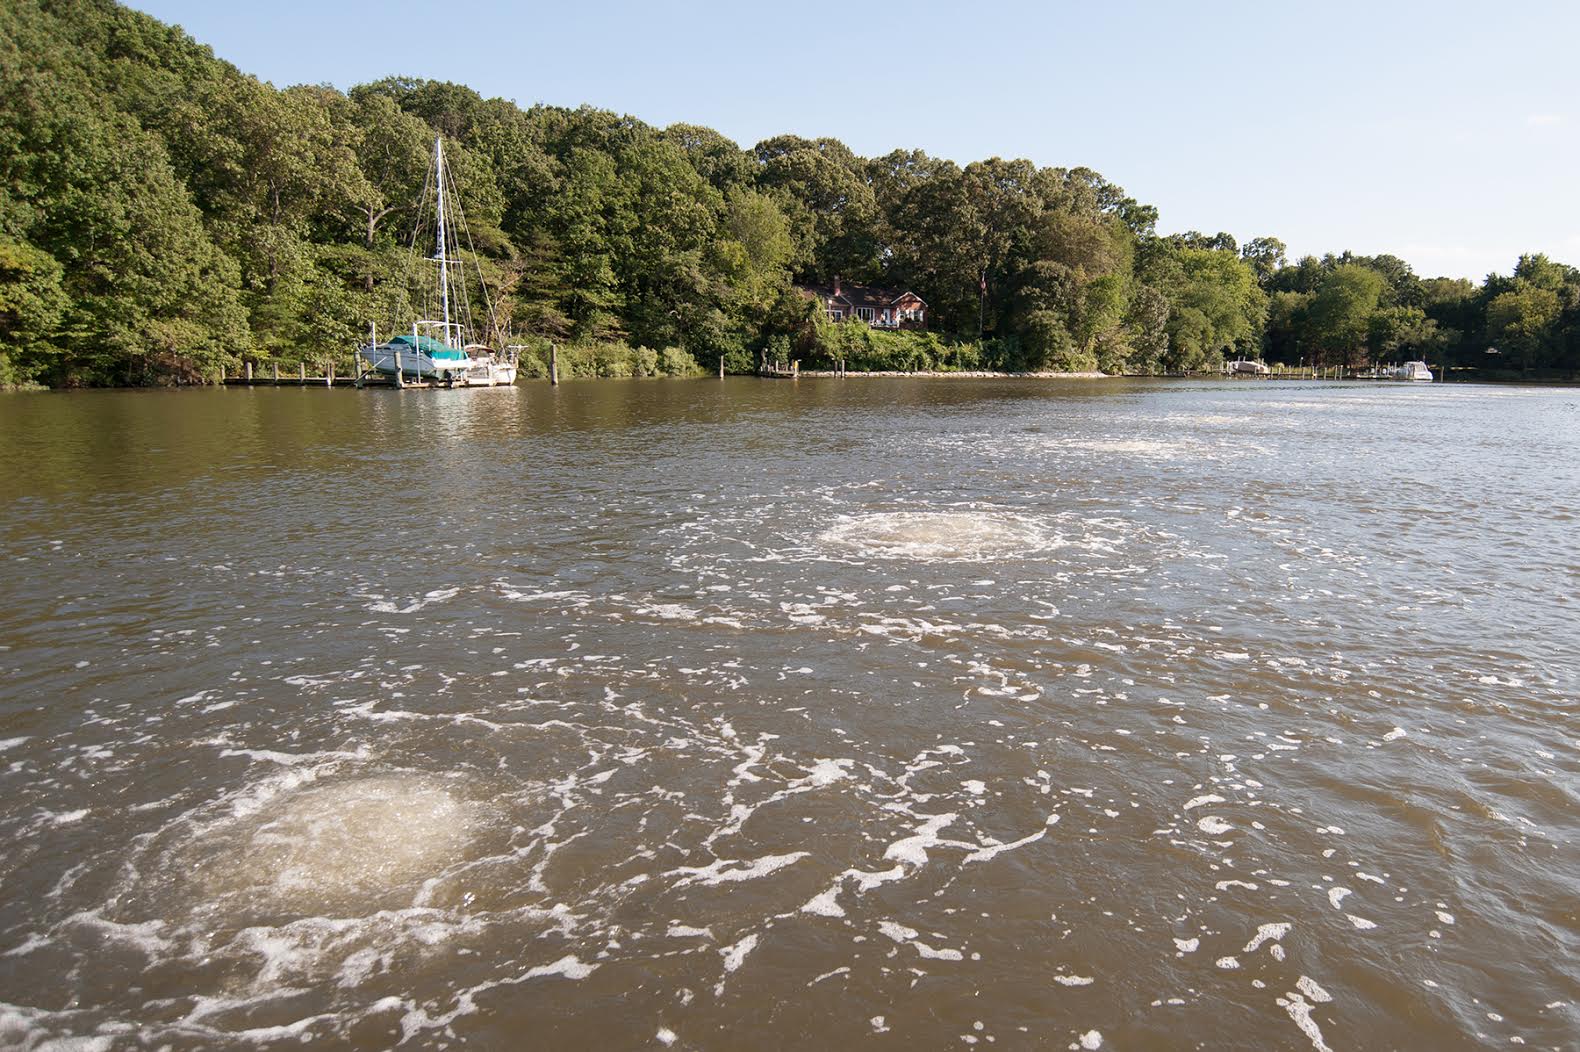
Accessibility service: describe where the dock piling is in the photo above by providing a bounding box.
[550,342,559,386]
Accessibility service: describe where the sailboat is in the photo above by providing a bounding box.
[359,136,518,387]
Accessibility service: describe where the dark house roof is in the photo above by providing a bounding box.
[802,283,927,310]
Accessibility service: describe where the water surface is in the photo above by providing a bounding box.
[0,378,1576,1050]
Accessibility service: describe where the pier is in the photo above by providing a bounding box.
[219,356,500,389]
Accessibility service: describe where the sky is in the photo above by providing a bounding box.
[129,0,1580,281]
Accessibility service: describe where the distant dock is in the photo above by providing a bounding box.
[220,361,491,389]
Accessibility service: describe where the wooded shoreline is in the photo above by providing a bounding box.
[3,0,1577,391]
[11,367,1578,393]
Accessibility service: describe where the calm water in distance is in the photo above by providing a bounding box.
[0,378,1576,1050]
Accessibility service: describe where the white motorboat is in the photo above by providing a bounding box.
[1384,361,1434,382]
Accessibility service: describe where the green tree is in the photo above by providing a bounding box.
[1241,236,1287,288]
[1486,284,1561,374]
[1368,305,1437,364]
[342,92,432,284]
[754,134,880,282]
[546,148,626,341]
[1142,242,1265,371]
[0,237,68,385]
[1306,264,1386,368]
[0,59,246,383]
[1123,284,1171,374]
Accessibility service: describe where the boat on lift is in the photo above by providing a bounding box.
[359,136,517,387]
[1383,361,1434,382]
[363,330,518,386]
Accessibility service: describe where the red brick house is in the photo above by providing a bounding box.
[802,277,927,330]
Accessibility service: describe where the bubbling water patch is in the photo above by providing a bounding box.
[171,774,483,920]
[817,511,1051,561]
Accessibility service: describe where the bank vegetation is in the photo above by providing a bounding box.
[2,0,1577,387]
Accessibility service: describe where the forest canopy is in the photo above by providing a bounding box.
[2,0,1577,386]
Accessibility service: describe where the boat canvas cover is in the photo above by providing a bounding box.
[388,333,469,362]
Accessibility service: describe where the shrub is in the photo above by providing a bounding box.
[803,316,997,372]
[633,346,660,377]
[660,346,703,376]
[514,339,703,379]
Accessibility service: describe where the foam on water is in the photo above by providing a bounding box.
[3,380,1576,1048]
[817,511,1051,561]
[172,774,483,918]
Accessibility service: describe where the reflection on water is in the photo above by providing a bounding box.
[0,379,1576,1050]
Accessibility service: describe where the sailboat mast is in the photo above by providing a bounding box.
[435,136,452,348]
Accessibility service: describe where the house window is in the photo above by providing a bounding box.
[856,307,876,323]
[827,309,843,321]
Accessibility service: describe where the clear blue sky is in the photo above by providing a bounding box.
[130,0,1579,281]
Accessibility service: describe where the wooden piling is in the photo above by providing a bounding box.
[550,342,559,385]
[719,353,725,379]
[272,362,279,385]
[299,362,306,382]
[245,361,253,383]
[394,351,405,388]
[326,362,334,387]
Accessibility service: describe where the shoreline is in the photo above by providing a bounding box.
[8,371,1579,392]
[786,369,1110,379]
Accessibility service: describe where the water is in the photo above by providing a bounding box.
[0,378,1576,1050]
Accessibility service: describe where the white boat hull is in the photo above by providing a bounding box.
[1224,360,1270,376]
[468,360,517,386]
[361,345,516,386]
[363,344,463,380]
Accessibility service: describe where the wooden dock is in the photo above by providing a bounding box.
[220,360,485,389]
[758,360,801,379]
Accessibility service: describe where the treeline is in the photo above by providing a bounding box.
[2,0,1577,387]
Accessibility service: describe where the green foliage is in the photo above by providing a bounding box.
[1368,305,1437,362]
[1487,284,1561,373]
[1123,284,1171,374]
[0,236,68,385]
[1,0,1576,386]
[0,27,248,384]
[1241,237,1287,288]
[804,316,1011,373]
[1307,265,1387,367]
[515,340,701,379]
[1139,241,1266,371]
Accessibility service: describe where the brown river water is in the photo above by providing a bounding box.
[0,378,1576,1050]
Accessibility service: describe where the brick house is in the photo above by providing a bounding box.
[802,277,927,330]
